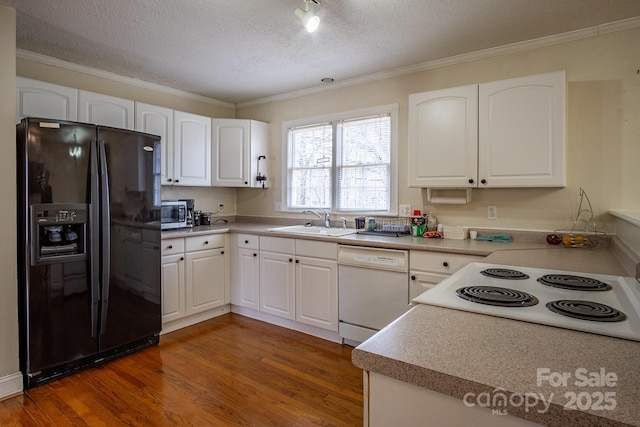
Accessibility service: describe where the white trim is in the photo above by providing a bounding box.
[281,104,399,216]
[0,371,23,400]
[237,17,640,109]
[609,211,640,228]
[16,49,236,110]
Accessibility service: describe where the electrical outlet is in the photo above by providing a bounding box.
[217,201,224,212]
[487,206,497,220]
[399,204,412,217]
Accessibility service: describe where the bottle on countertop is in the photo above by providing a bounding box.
[426,212,438,232]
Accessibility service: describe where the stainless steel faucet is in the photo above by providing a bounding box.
[302,209,331,228]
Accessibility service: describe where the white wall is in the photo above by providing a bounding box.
[0,5,21,396]
[237,27,640,232]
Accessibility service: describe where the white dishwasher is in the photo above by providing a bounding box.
[338,245,410,346]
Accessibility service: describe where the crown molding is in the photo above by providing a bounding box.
[15,14,640,111]
[16,49,236,110]
[237,16,640,109]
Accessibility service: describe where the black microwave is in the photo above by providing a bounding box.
[161,201,187,230]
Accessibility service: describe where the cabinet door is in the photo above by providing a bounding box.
[259,251,295,320]
[161,254,185,323]
[78,90,135,129]
[16,77,78,123]
[232,247,260,310]
[173,111,211,186]
[212,118,249,187]
[409,272,444,301]
[295,257,338,332]
[135,103,174,185]
[478,71,566,187]
[185,248,226,315]
[408,85,478,188]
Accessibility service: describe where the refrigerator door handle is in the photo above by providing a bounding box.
[90,140,100,337]
[98,141,111,335]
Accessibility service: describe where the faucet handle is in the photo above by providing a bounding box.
[341,217,347,229]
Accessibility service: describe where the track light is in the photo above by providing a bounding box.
[295,0,320,33]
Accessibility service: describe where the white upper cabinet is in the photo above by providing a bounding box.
[408,71,566,188]
[16,77,78,123]
[408,85,478,188]
[173,111,212,186]
[135,103,175,185]
[478,71,566,187]
[78,90,135,129]
[212,119,269,188]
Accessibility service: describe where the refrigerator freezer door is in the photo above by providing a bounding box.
[96,127,161,353]
[18,119,99,380]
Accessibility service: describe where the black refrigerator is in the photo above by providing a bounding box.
[16,117,162,389]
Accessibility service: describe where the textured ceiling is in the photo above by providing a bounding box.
[7,0,640,105]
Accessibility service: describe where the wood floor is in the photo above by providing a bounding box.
[0,314,363,426]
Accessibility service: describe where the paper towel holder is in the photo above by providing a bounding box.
[426,188,472,204]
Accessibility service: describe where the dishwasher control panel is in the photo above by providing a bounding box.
[338,245,408,272]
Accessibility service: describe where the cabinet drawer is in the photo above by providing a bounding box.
[295,239,337,260]
[185,234,225,252]
[260,236,294,254]
[410,251,484,274]
[162,238,184,256]
[236,233,259,250]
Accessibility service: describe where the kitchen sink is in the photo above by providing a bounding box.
[266,225,358,237]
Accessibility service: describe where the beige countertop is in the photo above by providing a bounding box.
[161,222,553,256]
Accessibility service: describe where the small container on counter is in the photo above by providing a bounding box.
[200,212,211,225]
[367,217,377,231]
[355,216,366,229]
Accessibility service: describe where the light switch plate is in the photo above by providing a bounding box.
[399,204,412,217]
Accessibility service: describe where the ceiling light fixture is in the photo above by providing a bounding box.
[295,0,320,33]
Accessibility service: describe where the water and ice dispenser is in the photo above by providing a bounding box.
[30,203,88,266]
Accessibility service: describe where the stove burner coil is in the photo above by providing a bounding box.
[480,268,530,280]
[537,274,612,291]
[546,300,626,322]
[456,286,539,307]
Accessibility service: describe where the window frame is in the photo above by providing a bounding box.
[281,104,399,216]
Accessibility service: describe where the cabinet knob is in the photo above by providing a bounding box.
[295,259,299,264]
[245,240,249,244]
[480,179,487,184]
[175,179,179,183]
[204,241,209,245]
[289,258,293,262]
[168,245,173,249]
[167,178,172,182]
[180,257,184,261]
[443,261,449,267]
[468,178,474,184]
[253,253,257,257]
[411,275,416,280]
[221,250,225,255]
[244,181,248,185]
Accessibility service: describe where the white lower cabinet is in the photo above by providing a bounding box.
[161,253,185,322]
[185,248,226,315]
[259,237,296,320]
[231,234,260,310]
[409,251,484,300]
[295,256,338,332]
[161,233,229,332]
[295,239,338,332]
[233,235,338,334]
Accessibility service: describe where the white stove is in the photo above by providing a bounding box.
[413,262,640,342]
